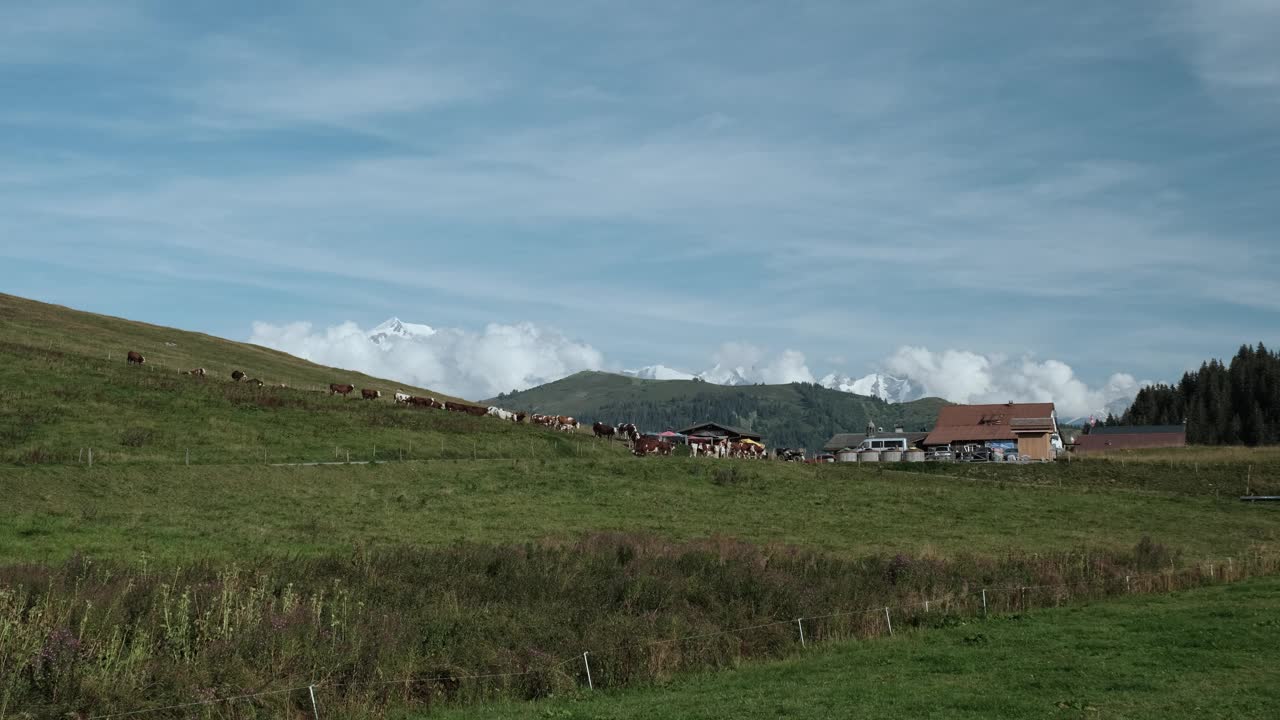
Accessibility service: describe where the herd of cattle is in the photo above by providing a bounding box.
[126,349,776,458]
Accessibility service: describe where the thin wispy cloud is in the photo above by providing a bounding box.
[1,0,1276,391]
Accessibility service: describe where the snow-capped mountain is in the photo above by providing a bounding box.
[369,317,436,345]
[1062,396,1136,426]
[819,372,920,404]
[697,364,754,386]
[622,365,697,381]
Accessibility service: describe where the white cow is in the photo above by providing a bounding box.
[488,407,516,422]
[394,391,411,404]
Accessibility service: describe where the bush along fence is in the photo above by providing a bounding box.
[3,535,1278,719]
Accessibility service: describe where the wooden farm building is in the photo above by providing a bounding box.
[923,402,1060,461]
[678,422,764,443]
[1073,425,1186,454]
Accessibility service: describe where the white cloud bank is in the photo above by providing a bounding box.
[248,317,1143,419]
[882,346,1143,420]
[249,319,604,400]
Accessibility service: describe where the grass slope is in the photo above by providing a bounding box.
[0,293,458,398]
[488,370,948,451]
[432,575,1280,720]
[0,293,609,465]
[5,459,1279,563]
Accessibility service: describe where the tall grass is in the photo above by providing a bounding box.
[3,535,1275,718]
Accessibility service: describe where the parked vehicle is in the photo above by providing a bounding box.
[957,444,994,462]
[856,437,910,452]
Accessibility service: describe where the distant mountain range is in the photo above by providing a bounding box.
[622,365,921,404]
[487,371,948,451]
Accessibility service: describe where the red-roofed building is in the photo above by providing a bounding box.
[923,402,1061,461]
[1073,425,1186,454]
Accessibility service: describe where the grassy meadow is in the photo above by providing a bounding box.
[4,459,1280,564]
[3,293,1280,718]
[429,575,1280,720]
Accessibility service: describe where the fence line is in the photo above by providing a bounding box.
[77,553,1280,719]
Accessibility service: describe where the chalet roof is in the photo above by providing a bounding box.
[677,421,763,441]
[1074,426,1187,453]
[1087,425,1185,436]
[923,402,1057,446]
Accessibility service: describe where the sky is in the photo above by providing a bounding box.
[3,1,1278,411]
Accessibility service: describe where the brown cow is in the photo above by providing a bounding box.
[616,423,640,442]
[556,416,579,432]
[592,422,617,439]
[329,383,355,396]
[464,404,488,417]
[361,388,381,400]
[514,411,527,423]
[231,370,245,381]
[182,367,206,377]
[633,437,673,457]
[126,351,145,365]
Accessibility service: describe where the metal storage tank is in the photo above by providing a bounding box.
[858,449,881,463]
[904,449,926,462]
[836,449,859,463]
[881,450,903,462]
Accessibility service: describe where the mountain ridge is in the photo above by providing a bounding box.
[487,370,948,451]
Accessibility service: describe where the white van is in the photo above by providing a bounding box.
[857,437,909,452]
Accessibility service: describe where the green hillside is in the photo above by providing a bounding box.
[0,293,614,465]
[488,370,949,450]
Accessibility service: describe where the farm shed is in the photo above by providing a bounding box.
[923,402,1060,461]
[677,422,764,444]
[1073,425,1186,454]
[823,432,930,453]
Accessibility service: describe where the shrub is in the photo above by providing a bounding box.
[120,427,153,447]
[1133,536,1180,571]
[711,465,757,486]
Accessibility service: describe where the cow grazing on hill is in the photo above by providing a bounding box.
[593,422,617,439]
[329,383,355,396]
[488,407,517,422]
[616,423,640,442]
[231,370,245,381]
[556,416,579,432]
[464,404,489,417]
[244,378,264,387]
[515,411,527,423]
[361,389,381,400]
[126,351,145,365]
[394,391,411,404]
[182,367,206,377]
[633,436,673,457]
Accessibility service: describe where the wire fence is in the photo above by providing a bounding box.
[73,551,1280,720]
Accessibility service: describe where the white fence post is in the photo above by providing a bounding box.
[308,685,320,719]
[884,607,893,636]
[1125,575,1131,593]
[924,599,930,613]
[981,589,987,616]
[88,448,93,467]
[582,652,594,690]
[796,618,805,648]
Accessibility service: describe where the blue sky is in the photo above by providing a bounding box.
[2,1,1278,404]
